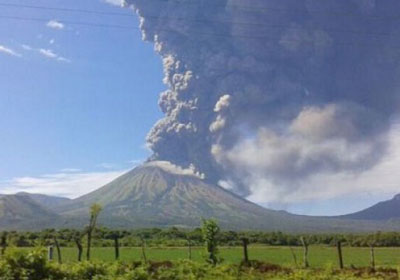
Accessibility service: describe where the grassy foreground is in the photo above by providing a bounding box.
[1,248,399,280]
[17,246,400,268]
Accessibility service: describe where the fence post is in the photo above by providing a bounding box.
[337,241,344,269]
[114,236,120,260]
[187,238,192,260]
[140,237,147,264]
[241,238,249,265]
[370,244,375,270]
[48,246,54,261]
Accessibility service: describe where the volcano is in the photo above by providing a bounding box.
[54,162,400,232]
[58,162,288,229]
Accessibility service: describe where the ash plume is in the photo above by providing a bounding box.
[125,0,400,201]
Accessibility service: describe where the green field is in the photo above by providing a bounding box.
[19,246,400,268]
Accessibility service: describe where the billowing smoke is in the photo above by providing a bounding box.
[125,0,400,201]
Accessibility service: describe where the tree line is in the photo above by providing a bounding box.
[1,215,387,271]
[3,228,400,249]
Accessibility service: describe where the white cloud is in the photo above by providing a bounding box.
[0,45,21,57]
[21,44,32,51]
[49,39,55,45]
[97,163,117,169]
[39,48,71,63]
[104,0,126,7]
[20,45,70,63]
[56,56,71,63]
[39,48,57,58]
[0,170,127,199]
[60,168,81,173]
[46,20,64,30]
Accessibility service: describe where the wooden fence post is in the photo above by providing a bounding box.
[370,244,375,270]
[141,237,147,264]
[241,238,249,264]
[114,236,120,260]
[187,238,192,260]
[337,241,344,269]
[48,246,54,261]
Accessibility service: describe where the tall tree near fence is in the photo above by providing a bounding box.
[186,232,194,260]
[39,229,62,264]
[300,236,309,268]
[86,203,102,261]
[289,246,298,268]
[201,218,221,266]
[241,237,250,265]
[53,233,62,264]
[0,232,7,257]
[106,230,122,261]
[140,235,147,264]
[69,230,84,262]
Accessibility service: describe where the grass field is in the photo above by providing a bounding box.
[18,246,400,268]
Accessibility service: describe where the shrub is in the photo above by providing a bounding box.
[0,247,66,280]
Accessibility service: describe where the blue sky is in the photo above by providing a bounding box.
[1,0,399,216]
[0,0,163,180]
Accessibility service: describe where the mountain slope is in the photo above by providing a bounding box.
[338,194,400,221]
[16,192,70,210]
[58,163,400,232]
[59,163,286,229]
[0,194,59,230]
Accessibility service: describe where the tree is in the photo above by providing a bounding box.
[38,229,62,264]
[86,203,102,261]
[105,230,122,260]
[289,246,298,268]
[140,235,147,264]
[186,231,197,260]
[186,235,192,260]
[201,219,220,266]
[68,229,84,262]
[241,237,250,265]
[52,233,62,264]
[300,236,309,268]
[0,232,7,256]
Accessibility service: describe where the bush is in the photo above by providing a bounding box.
[0,248,66,280]
[0,248,397,280]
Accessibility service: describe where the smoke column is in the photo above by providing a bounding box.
[125,0,400,201]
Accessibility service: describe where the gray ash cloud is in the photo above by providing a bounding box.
[125,0,400,199]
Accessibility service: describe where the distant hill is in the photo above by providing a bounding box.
[338,194,400,221]
[0,194,59,230]
[15,192,70,210]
